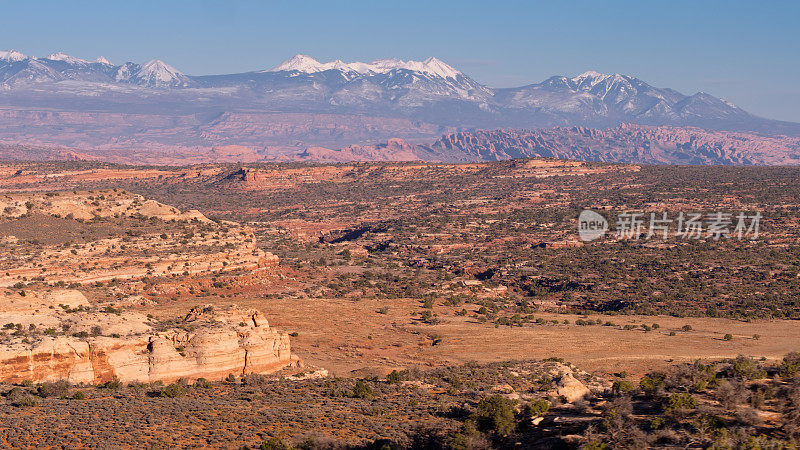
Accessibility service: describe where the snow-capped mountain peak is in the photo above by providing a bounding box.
[128,59,192,87]
[45,52,91,65]
[269,54,328,73]
[138,59,182,78]
[0,50,762,132]
[95,56,113,65]
[267,54,463,79]
[0,49,28,62]
[573,70,606,80]
[408,57,461,79]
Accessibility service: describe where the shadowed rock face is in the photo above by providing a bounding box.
[422,124,800,165]
[283,124,800,165]
[0,293,298,384]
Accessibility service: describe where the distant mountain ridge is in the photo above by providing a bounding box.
[0,50,792,128]
[0,50,799,162]
[4,124,798,167]
[420,125,800,165]
[0,50,192,88]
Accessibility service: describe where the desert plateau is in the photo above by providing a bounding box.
[0,158,797,448]
[2,2,800,448]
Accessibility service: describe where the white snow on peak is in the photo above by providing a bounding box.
[569,71,632,90]
[45,52,91,64]
[115,59,193,87]
[0,49,28,62]
[95,56,113,65]
[270,54,330,73]
[268,54,462,79]
[136,59,186,82]
[574,70,606,79]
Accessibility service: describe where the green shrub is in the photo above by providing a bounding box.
[666,392,697,411]
[386,370,402,384]
[650,417,665,430]
[779,352,800,378]
[72,390,86,400]
[473,395,517,436]
[194,378,213,389]
[443,420,485,449]
[723,333,733,341]
[351,380,374,399]
[730,355,766,380]
[523,399,550,418]
[36,380,70,398]
[159,383,186,398]
[612,380,635,395]
[14,394,38,407]
[243,373,270,387]
[639,374,665,397]
[99,378,121,390]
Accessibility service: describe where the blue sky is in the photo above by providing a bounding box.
[1,0,799,121]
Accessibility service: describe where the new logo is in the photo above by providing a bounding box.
[578,210,608,242]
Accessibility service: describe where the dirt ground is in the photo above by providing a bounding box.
[151,295,800,379]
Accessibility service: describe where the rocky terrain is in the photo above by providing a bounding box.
[0,189,297,385]
[2,355,800,448]
[3,120,799,166]
[421,124,800,165]
[295,124,800,165]
[0,160,799,447]
[0,290,297,384]
[0,190,278,287]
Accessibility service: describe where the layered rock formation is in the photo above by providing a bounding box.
[424,124,800,165]
[0,291,298,384]
[0,190,209,222]
[296,138,423,162]
[0,190,279,287]
[3,117,799,165]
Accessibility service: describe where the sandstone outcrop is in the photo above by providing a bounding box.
[552,372,591,403]
[0,291,298,384]
[296,138,422,162]
[0,190,279,287]
[223,167,267,184]
[545,363,593,403]
[0,190,210,222]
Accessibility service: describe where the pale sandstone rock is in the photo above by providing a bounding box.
[285,368,328,381]
[0,190,212,223]
[551,372,591,403]
[44,290,91,308]
[0,300,297,384]
[0,191,277,288]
